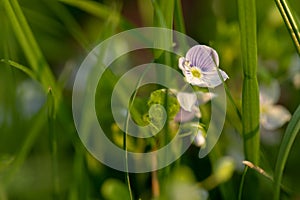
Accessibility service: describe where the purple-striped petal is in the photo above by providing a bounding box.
[186,45,219,72]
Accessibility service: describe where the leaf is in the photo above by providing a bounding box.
[273,105,300,200]
[1,59,37,81]
[59,0,120,25]
[3,0,60,108]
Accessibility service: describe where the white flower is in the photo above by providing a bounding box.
[260,81,291,130]
[174,91,216,122]
[179,45,229,88]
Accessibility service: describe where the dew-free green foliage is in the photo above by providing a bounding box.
[1,0,300,199]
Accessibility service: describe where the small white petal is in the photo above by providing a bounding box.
[198,69,229,88]
[178,57,186,71]
[260,105,291,130]
[177,92,197,112]
[194,130,206,147]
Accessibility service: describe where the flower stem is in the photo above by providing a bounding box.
[237,0,260,198]
[238,0,260,165]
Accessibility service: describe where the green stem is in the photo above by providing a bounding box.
[238,0,260,165]
[123,65,151,200]
[237,0,260,198]
[275,0,300,55]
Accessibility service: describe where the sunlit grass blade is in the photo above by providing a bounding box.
[3,0,60,107]
[273,105,300,200]
[275,0,300,55]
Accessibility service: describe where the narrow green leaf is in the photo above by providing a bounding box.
[1,59,37,80]
[274,105,300,200]
[174,0,186,33]
[43,0,90,50]
[275,0,300,55]
[59,0,120,24]
[4,0,60,107]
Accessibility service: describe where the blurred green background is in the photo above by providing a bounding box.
[0,0,299,199]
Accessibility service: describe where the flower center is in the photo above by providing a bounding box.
[191,68,201,78]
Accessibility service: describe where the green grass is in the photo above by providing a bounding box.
[0,0,299,199]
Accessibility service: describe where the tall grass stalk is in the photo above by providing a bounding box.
[237,0,260,198]
[237,0,260,165]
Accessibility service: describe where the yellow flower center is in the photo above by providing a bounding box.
[191,68,201,78]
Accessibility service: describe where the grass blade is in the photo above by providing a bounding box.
[3,0,60,107]
[275,0,300,55]
[1,59,37,81]
[59,0,120,25]
[273,105,300,200]
[174,0,186,33]
[43,0,90,50]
